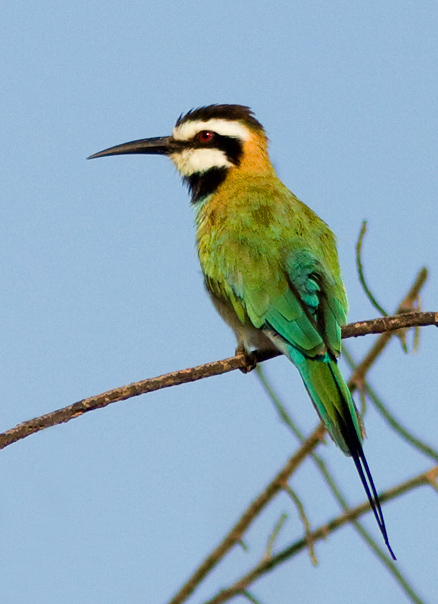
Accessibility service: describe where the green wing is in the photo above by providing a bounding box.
[199,182,355,449]
[200,182,348,360]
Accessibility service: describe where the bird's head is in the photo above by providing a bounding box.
[88,104,273,202]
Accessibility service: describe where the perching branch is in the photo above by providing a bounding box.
[341,310,436,339]
[0,310,435,452]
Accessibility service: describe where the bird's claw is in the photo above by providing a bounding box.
[236,346,258,373]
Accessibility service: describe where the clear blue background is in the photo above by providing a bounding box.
[1,2,437,603]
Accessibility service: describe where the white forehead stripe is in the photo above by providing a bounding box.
[170,148,232,176]
[173,119,251,141]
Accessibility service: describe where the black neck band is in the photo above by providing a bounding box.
[184,167,228,203]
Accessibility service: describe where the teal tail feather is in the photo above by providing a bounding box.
[286,346,396,560]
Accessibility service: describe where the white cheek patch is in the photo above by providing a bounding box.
[170,148,232,176]
[173,119,250,141]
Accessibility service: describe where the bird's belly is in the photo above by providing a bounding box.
[208,290,277,353]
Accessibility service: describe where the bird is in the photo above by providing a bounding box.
[88,104,395,559]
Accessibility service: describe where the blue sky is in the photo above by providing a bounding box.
[1,2,437,603]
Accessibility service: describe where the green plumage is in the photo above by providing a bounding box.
[195,176,360,450]
[196,174,394,557]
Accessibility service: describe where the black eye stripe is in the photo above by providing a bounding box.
[217,135,243,165]
[192,133,243,166]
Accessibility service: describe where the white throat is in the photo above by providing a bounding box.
[170,148,232,176]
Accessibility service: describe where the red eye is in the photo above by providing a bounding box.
[198,130,213,143]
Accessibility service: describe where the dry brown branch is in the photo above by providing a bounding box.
[341,311,436,339]
[0,310,435,452]
[203,465,438,604]
[168,425,326,604]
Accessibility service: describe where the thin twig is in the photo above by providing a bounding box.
[356,220,389,316]
[282,485,317,565]
[264,513,288,561]
[240,592,264,604]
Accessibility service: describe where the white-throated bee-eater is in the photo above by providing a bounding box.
[89,104,395,558]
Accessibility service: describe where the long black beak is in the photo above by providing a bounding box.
[87,136,180,160]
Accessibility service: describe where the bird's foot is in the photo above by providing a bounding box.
[235,345,258,374]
